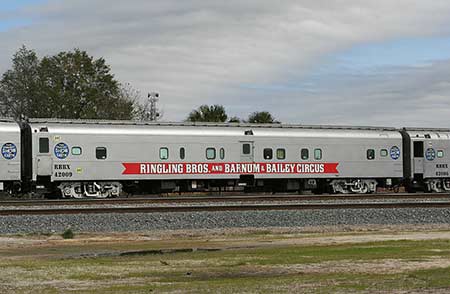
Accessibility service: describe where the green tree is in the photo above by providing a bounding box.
[38,49,133,119]
[0,46,41,119]
[247,111,278,124]
[117,83,147,121]
[187,104,228,122]
[0,46,135,120]
[228,116,241,123]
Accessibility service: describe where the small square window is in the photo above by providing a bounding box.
[72,147,82,155]
[220,148,225,160]
[276,148,286,160]
[437,150,444,158]
[367,149,375,160]
[380,149,388,157]
[206,148,216,160]
[263,148,273,160]
[314,149,322,160]
[160,147,169,160]
[242,144,251,155]
[96,147,107,160]
[301,148,309,160]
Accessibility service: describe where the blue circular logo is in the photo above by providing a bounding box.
[2,143,17,160]
[390,146,400,160]
[54,142,69,159]
[426,148,435,161]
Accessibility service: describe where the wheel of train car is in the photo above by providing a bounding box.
[360,183,369,194]
[12,182,21,195]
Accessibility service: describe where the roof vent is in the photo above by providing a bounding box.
[244,130,254,135]
[39,127,48,132]
[425,134,431,139]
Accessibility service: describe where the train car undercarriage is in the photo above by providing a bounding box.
[52,177,401,198]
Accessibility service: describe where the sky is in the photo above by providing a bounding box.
[1,0,450,127]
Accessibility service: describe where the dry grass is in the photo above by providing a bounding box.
[1,225,450,293]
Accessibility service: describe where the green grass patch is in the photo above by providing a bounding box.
[2,238,450,293]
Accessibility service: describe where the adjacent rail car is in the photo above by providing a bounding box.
[401,129,450,192]
[27,120,404,198]
[0,119,22,193]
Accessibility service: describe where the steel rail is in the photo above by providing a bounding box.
[2,201,450,216]
[0,193,449,207]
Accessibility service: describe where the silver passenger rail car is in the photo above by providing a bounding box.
[401,128,450,192]
[27,120,404,198]
[0,119,22,194]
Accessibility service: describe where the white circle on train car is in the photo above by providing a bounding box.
[425,148,435,161]
[1,143,17,160]
[390,146,400,160]
[54,142,69,159]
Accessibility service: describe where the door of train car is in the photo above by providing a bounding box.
[36,136,52,176]
[413,141,424,176]
[240,141,254,162]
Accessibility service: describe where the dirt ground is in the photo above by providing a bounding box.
[2,224,450,293]
[2,223,450,250]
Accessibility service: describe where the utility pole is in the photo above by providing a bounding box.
[147,92,160,121]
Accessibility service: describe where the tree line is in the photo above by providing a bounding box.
[0,46,278,123]
[0,46,139,120]
[186,105,278,124]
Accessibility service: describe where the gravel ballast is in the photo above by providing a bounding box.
[0,198,447,210]
[1,208,450,234]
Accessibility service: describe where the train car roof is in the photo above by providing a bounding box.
[28,118,399,131]
[403,127,450,132]
[0,119,20,132]
[26,119,405,139]
[0,118,17,123]
[7,119,446,130]
[402,128,450,139]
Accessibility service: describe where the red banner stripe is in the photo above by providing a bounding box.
[122,162,339,175]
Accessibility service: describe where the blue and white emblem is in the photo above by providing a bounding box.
[54,142,69,159]
[425,148,435,161]
[2,143,17,160]
[390,146,400,160]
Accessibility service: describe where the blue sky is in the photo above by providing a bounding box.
[1,1,450,126]
[241,35,450,93]
[334,36,450,70]
[0,0,44,31]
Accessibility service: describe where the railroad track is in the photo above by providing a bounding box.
[2,201,450,216]
[0,193,449,206]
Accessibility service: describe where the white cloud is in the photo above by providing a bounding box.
[1,0,450,124]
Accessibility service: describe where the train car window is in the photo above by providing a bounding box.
[276,148,286,160]
[242,144,251,155]
[220,148,225,160]
[72,147,82,155]
[179,147,185,160]
[206,148,216,160]
[159,147,169,160]
[367,149,375,160]
[96,147,107,160]
[437,150,444,158]
[263,148,273,160]
[39,138,49,153]
[413,141,424,157]
[380,149,388,157]
[314,149,322,160]
[301,148,309,160]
